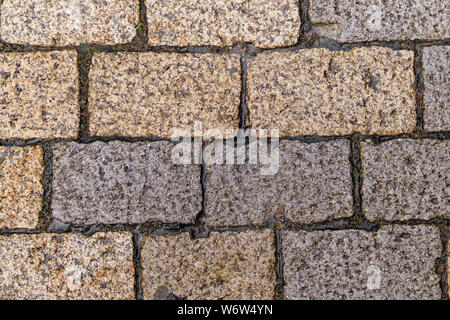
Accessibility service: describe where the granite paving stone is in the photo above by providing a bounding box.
[0,146,43,229]
[309,0,449,42]
[362,139,450,221]
[247,47,416,136]
[0,232,135,299]
[88,52,241,138]
[205,140,353,226]
[146,0,300,47]
[51,141,202,225]
[141,230,276,300]
[0,51,79,139]
[0,0,139,45]
[423,46,450,132]
[283,225,442,299]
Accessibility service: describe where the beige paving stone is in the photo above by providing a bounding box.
[0,232,135,299]
[247,47,416,136]
[423,46,450,132]
[89,52,241,138]
[146,0,300,48]
[0,51,79,139]
[0,0,139,45]
[362,139,450,221]
[309,0,449,42]
[0,146,43,229]
[141,230,276,300]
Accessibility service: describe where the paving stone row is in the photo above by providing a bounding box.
[1,1,448,46]
[1,139,448,228]
[0,227,444,299]
[0,47,448,140]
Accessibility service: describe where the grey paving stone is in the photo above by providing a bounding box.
[309,0,449,42]
[362,139,450,221]
[0,232,135,299]
[283,225,442,300]
[205,140,353,226]
[423,46,450,132]
[52,141,202,225]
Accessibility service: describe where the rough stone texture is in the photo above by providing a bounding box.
[0,0,138,45]
[141,230,276,300]
[423,46,450,132]
[0,146,43,229]
[309,0,449,42]
[51,141,201,225]
[89,52,240,138]
[283,225,442,300]
[146,0,300,48]
[0,51,79,139]
[247,47,416,136]
[0,232,134,299]
[362,139,450,221]
[205,140,353,226]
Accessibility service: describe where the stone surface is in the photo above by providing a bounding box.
[0,0,138,45]
[0,232,134,299]
[423,46,450,131]
[0,146,43,229]
[52,141,201,225]
[283,225,442,299]
[309,0,449,42]
[141,230,276,300]
[0,51,79,139]
[146,0,300,47]
[247,47,416,136]
[205,140,353,226]
[362,139,449,221]
[89,52,240,138]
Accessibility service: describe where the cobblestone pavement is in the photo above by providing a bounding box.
[0,0,448,300]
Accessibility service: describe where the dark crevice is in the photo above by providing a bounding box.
[275,230,284,300]
[239,55,248,129]
[133,233,144,300]
[38,142,53,230]
[76,45,93,141]
[413,44,425,132]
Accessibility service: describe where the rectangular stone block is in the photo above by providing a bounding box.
[0,232,134,299]
[0,0,139,45]
[362,139,449,221]
[247,47,416,136]
[0,51,79,139]
[283,225,442,299]
[52,141,202,225]
[88,52,241,138]
[0,146,43,229]
[146,0,300,48]
[141,230,276,299]
[309,0,449,42]
[205,140,353,226]
[423,46,450,131]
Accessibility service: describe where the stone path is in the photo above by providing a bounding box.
[0,0,448,300]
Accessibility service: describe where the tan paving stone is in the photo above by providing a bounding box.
[0,51,79,139]
[88,52,241,138]
[0,0,139,45]
[309,0,449,42]
[141,230,276,300]
[423,46,450,132]
[0,146,43,229]
[146,0,300,48]
[247,47,416,136]
[362,139,450,221]
[0,232,135,299]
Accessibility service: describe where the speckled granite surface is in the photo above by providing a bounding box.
[247,47,416,136]
[141,230,276,300]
